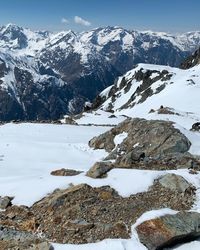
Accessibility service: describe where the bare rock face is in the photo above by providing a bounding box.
[86,161,113,178]
[136,212,200,250]
[180,47,200,69]
[51,168,82,176]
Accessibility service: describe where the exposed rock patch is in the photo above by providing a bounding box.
[181,47,200,69]
[51,168,82,176]
[0,179,195,244]
[157,106,180,115]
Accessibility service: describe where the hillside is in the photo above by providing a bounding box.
[75,52,200,128]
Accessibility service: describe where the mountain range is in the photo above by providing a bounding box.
[0,23,200,121]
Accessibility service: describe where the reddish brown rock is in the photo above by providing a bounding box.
[136,212,200,250]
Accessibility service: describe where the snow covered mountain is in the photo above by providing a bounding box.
[0,23,200,121]
[0,51,80,121]
[75,46,200,127]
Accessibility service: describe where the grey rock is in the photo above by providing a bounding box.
[89,130,116,152]
[86,161,113,178]
[89,118,192,170]
[0,226,53,250]
[158,174,194,193]
[0,196,13,209]
[64,116,78,125]
[136,212,200,250]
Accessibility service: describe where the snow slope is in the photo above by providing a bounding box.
[1,122,200,250]
[76,63,200,129]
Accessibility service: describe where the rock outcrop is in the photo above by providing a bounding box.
[89,118,199,171]
[181,47,200,69]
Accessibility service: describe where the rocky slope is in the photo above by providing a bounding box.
[181,46,200,69]
[0,24,200,121]
[75,46,200,127]
[0,117,200,250]
[0,51,78,121]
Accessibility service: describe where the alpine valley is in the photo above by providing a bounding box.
[0,23,200,121]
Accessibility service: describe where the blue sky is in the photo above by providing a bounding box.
[0,0,199,33]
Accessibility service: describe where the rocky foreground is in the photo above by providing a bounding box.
[0,118,200,249]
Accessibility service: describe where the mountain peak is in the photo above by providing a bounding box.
[2,23,23,32]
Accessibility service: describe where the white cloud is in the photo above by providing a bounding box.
[74,16,91,26]
[61,18,69,24]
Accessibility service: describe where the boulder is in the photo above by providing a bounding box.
[191,122,200,132]
[89,118,192,170]
[51,168,82,176]
[89,130,116,152]
[136,212,200,250]
[0,196,13,209]
[158,174,195,193]
[86,161,113,178]
[64,116,77,125]
[157,106,179,115]
[89,118,191,156]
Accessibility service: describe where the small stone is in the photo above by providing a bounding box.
[51,168,82,176]
[191,122,200,132]
[149,109,155,113]
[189,169,198,175]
